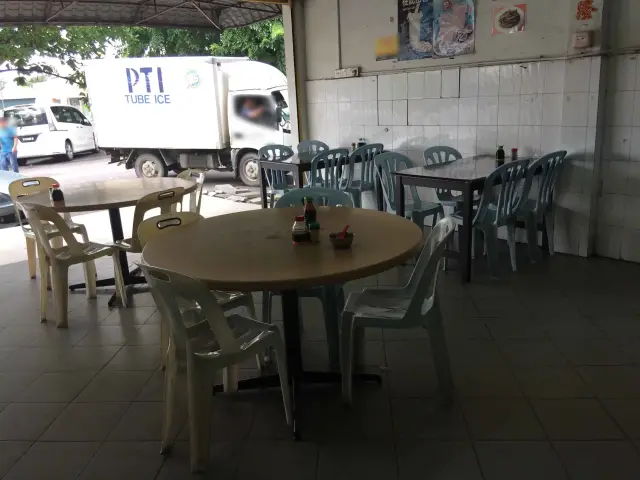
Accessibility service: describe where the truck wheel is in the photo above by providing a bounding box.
[134,153,167,178]
[238,152,260,187]
[63,140,74,161]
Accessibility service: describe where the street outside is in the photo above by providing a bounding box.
[17,150,250,192]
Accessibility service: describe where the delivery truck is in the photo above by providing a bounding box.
[84,56,291,186]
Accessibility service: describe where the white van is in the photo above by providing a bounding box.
[2,104,97,166]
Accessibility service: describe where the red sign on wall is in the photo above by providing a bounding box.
[576,0,598,21]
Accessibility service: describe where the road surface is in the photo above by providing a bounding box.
[17,151,244,187]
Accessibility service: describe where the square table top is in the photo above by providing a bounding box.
[393,155,532,183]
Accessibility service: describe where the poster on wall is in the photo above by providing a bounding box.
[492,4,527,35]
[397,0,435,61]
[397,0,475,61]
[433,0,475,57]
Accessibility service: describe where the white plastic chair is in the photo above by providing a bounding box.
[18,202,127,327]
[113,187,185,258]
[177,169,205,214]
[138,263,292,473]
[9,177,93,280]
[340,217,455,405]
[137,212,258,372]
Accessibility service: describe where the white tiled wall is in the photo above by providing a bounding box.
[597,54,640,262]
[306,58,600,256]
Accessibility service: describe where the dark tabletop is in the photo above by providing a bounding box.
[393,155,531,183]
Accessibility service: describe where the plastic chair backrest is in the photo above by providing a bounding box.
[404,217,455,320]
[8,177,58,230]
[523,150,567,218]
[137,212,202,250]
[138,263,241,355]
[476,159,531,226]
[17,202,84,257]
[423,146,463,202]
[297,140,329,155]
[177,169,205,214]
[129,187,185,252]
[310,148,351,190]
[259,144,295,189]
[275,187,354,208]
[374,152,421,212]
[349,143,384,188]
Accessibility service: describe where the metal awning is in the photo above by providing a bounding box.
[0,0,286,29]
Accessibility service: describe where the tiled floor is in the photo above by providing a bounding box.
[2,250,640,479]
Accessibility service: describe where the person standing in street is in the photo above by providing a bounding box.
[0,117,19,172]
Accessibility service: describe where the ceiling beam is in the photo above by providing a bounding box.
[190,1,221,29]
[136,0,190,24]
[243,0,287,4]
[46,0,81,22]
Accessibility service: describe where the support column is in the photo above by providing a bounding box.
[282,0,308,143]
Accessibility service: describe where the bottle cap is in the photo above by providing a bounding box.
[498,145,504,148]
[511,148,518,151]
[304,197,313,203]
[295,215,305,221]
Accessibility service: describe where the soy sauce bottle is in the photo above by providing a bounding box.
[496,145,505,166]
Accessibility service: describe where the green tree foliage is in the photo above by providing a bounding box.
[210,19,285,73]
[0,26,122,87]
[118,27,220,57]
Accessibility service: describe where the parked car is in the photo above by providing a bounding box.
[2,104,98,166]
[0,170,25,223]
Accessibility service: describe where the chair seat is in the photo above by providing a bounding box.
[407,200,443,215]
[345,290,411,320]
[53,242,114,262]
[23,220,86,238]
[346,180,374,192]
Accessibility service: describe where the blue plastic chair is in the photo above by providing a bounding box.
[310,148,351,191]
[263,187,353,369]
[297,140,330,185]
[275,186,354,208]
[345,143,384,208]
[463,159,532,275]
[258,144,295,208]
[423,146,467,208]
[518,150,567,261]
[374,152,445,230]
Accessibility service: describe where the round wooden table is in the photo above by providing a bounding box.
[24,177,196,301]
[143,206,422,437]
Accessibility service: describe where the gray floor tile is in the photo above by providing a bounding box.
[0,442,31,478]
[0,403,66,440]
[461,398,546,440]
[179,394,254,443]
[101,307,156,326]
[392,398,468,440]
[453,366,523,397]
[317,442,398,480]
[397,441,483,480]
[26,326,90,348]
[104,345,161,370]
[554,441,640,480]
[447,340,507,366]
[155,441,241,479]
[236,440,317,480]
[577,366,640,398]
[75,325,141,347]
[475,441,568,480]
[0,348,63,374]
[603,400,640,439]
[0,372,40,402]
[389,367,441,398]
[53,346,121,371]
[532,399,625,440]
[554,338,632,366]
[3,441,100,480]
[135,368,165,402]
[78,441,164,480]
[75,370,153,402]
[513,367,594,398]
[40,402,129,441]
[14,371,96,403]
[499,339,568,366]
[126,324,161,346]
[108,402,164,441]
[385,340,433,369]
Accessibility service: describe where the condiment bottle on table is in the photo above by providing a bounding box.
[303,196,317,224]
[292,215,310,244]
